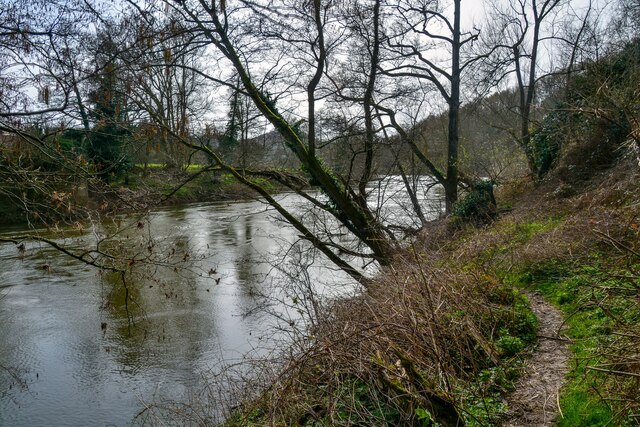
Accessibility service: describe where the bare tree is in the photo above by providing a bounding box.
[0,0,98,224]
[372,0,484,213]
[119,14,212,169]
[3,0,604,281]
[611,0,640,42]
[481,0,594,178]
[111,0,406,281]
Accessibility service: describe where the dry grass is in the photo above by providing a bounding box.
[593,325,640,421]
[148,146,640,427]
[225,249,536,426]
[409,150,640,425]
[462,154,640,425]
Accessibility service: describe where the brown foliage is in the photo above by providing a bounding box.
[232,252,530,426]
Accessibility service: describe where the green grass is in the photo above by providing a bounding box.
[457,210,640,425]
[504,258,640,426]
[134,162,164,169]
[184,164,203,172]
[469,216,566,265]
[133,163,204,171]
[514,217,564,236]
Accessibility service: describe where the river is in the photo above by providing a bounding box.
[0,179,443,426]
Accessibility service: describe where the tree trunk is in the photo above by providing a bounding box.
[520,111,537,176]
[199,9,397,266]
[445,0,462,214]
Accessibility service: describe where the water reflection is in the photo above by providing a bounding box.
[0,197,315,426]
[0,179,442,426]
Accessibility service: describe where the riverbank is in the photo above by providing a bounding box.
[217,154,640,425]
[116,167,274,206]
[0,166,280,227]
[474,158,640,426]
[3,161,638,426]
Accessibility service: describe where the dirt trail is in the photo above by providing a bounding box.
[503,292,571,426]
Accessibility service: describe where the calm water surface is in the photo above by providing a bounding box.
[0,194,357,426]
[0,179,443,426]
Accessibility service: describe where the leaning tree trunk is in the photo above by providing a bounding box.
[195,5,398,266]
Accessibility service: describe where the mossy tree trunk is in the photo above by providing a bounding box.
[174,0,398,273]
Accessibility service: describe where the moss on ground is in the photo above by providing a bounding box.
[504,257,640,426]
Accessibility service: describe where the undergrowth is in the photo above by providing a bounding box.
[221,156,639,426]
[193,36,640,426]
[486,163,639,425]
[218,153,640,426]
[223,255,537,427]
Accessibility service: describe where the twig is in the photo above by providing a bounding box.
[586,366,640,378]
[592,229,640,259]
[0,235,123,273]
[557,389,564,419]
[537,334,572,343]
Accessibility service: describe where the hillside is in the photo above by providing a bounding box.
[210,40,640,426]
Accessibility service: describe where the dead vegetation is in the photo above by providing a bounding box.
[134,73,640,425]
[214,138,640,426]
[222,248,537,426]
[217,146,640,426]
[451,150,640,425]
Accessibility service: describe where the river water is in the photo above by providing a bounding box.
[0,179,443,426]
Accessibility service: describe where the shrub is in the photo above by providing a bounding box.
[224,255,536,426]
[452,180,497,224]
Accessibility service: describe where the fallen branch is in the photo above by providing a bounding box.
[586,366,640,378]
[592,228,640,259]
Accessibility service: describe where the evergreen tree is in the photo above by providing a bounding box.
[219,79,243,161]
[86,32,130,182]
